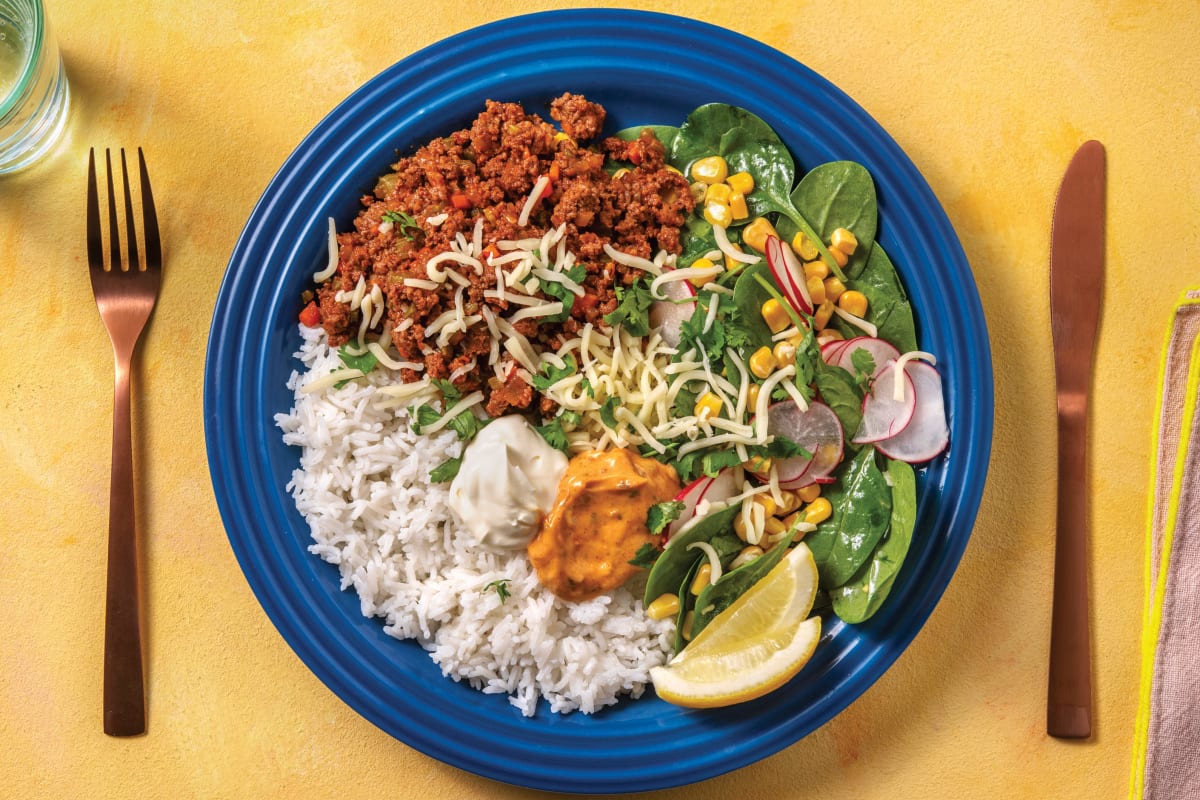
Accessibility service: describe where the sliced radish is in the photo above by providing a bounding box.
[875,361,949,463]
[833,337,901,377]
[664,467,738,541]
[665,474,711,540]
[648,279,696,347]
[765,236,813,315]
[766,400,843,488]
[820,339,851,365]
[852,361,916,443]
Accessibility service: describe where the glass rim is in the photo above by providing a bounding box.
[0,0,47,119]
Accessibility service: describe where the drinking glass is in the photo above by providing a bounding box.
[0,0,69,175]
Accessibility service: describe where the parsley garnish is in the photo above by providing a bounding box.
[484,579,512,603]
[381,209,420,240]
[850,347,877,389]
[336,344,379,386]
[602,277,655,336]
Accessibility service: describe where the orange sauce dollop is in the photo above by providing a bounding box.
[527,448,681,602]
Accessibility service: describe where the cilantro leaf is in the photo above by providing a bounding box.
[409,403,442,434]
[628,542,662,569]
[382,209,421,240]
[532,354,578,392]
[599,396,621,428]
[431,378,462,403]
[429,456,462,483]
[540,265,588,323]
[603,277,655,336]
[646,500,686,536]
[850,347,877,389]
[336,344,379,386]
[483,579,511,603]
[535,411,580,454]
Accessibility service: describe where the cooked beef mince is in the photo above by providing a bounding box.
[316,93,694,415]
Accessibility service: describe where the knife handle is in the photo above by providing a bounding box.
[1048,398,1092,738]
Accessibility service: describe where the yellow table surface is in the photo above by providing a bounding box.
[3,1,1196,797]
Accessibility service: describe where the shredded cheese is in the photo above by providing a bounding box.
[712,224,761,265]
[313,217,339,282]
[834,306,878,337]
[687,541,724,585]
[518,176,550,227]
[892,350,938,401]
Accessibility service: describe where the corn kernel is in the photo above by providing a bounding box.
[690,155,729,184]
[694,391,723,421]
[690,563,713,596]
[839,290,869,318]
[814,300,835,331]
[611,167,629,179]
[797,483,822,503]
[792,231,819,261]
[783,510,802,531]
[646,593,680,621]
[805,497,833,525]
[753,493,778,518]
[831,227,858,255]
[803,260,830,281]
[729,191,749,220]
[745,455,773,477]
[703,200,733,228]
[682,610,695,641]
[776,490,800,515]
[688,256,716,287]
[816,328,845,347]
[705,182,733,205]
[748,346,778,378]
[764,516,788,537]
[733,512,750,541]
[823,276,847,303]
[827,244,849,268]
[742,217,779,253]
[688,181,708,203]
[745,382,760,409]
[761,298,791,334]
[773,340,797,366]
[664,164,683,176]
[553,131,571,142]
[730,545,764,570]
[806,275,827,305]
[726,171,755,195]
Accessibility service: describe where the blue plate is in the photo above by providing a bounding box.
[205,9,992,793]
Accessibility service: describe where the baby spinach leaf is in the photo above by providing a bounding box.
[814,447,892,589]
[644,502,741,605]
[847,243,918,354]
[690,530,798,638]
[674,557,704,654]
[831,459,917,623]
[779,161,878,276]
[815,359,864,439]
[614,123,681,153]
[428,455,462,483]
[730,260,778,350]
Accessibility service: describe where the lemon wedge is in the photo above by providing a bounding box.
[650,542,821,708]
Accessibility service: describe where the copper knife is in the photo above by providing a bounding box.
[1047,140,1105,739]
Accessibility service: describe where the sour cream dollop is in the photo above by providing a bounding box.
[447,415,569,551]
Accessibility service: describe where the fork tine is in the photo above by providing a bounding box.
[86,149,103,269]
[119,149,140,272]
[104,149,121,271]
[138,149,162,271]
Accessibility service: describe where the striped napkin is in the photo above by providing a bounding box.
[1131,289,1200,800]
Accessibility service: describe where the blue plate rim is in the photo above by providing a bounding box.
[204,8,993,793]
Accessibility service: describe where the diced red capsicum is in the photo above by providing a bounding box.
[299,300,321,327]
[450,193,472,210]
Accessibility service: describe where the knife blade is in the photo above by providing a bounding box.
[1047,140,1105,739]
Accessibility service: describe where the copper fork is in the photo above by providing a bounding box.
[86,148,161,737]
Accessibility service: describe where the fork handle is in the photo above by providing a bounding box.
[104,350,146,736]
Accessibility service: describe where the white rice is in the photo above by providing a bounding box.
[275,325,675,716]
